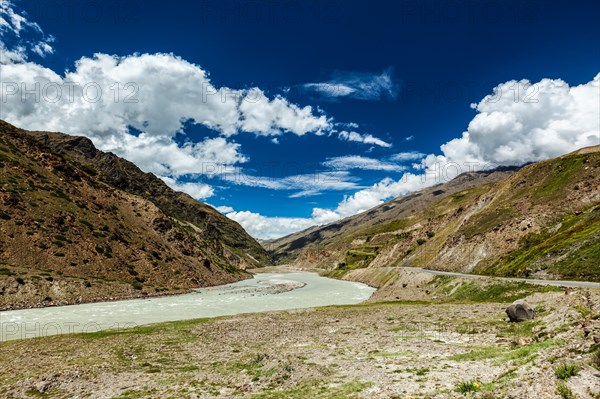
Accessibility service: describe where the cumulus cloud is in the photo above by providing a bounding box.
[438,76,600,167]
[322,155,406,172]
[0,47,388,199]
[0,52,340,199]
[238,88,329,136]
[303,68,399,101]
[0,53,330,138]
[338,130,392,148]
[325,74,600,223]
[93,133,247,178]
[229,74,600,239]
[160,177,214,200]
[225,211,322,240]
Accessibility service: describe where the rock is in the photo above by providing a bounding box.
[512,337,532,346]
[505,302,535,322]
[152,217,173,233]
[34,381,51,394]
[593,335,600,344]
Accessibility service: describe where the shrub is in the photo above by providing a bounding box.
[556,382,576,399]
[81,164,97,176]
[416,238,427,245]
[426,231,435,238]
[591,348,600,370]
[79,219,93,230]
[456,381,480,394]
[555,364,580,380]
[54,252,65,257]
[0,212,11,220]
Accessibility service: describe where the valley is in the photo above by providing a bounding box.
[1,124,599,398]
[0,269,598,398]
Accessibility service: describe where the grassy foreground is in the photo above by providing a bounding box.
[0,282,599,398]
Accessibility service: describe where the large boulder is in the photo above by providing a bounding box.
[506,302,535,322]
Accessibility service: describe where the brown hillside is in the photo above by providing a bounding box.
[0,120,271,310]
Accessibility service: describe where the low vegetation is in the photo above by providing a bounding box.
[554,364,580,380]
[455,380,481,394]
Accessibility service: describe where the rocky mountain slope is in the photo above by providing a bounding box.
[269,146,600,282]
[0,120,271,309]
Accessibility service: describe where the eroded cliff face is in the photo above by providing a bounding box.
[0,120,272,309]
[272,146,600,282]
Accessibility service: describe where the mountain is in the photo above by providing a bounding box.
[0,120,271,310]
[268,146,600,282]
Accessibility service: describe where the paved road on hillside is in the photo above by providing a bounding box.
[402,267,600,289]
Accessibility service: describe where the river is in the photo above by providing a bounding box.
[0,272,375,341]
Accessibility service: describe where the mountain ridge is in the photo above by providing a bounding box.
[0,120,271,310]
[267,145,600,282]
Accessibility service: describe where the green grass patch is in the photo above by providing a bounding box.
[461,207,518,239]
[79,318,211,340]
[354,218,411,237]
[554,364,580,380]
[249,380,372,399]
[455,380,481,394]
[481,205,600,280]
[445,281,559,303]
[531,154,587,202]
[556,382,576,399]
[448,339,557,364]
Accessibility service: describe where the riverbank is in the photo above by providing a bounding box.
[0,272,374,341]
[0,264,253,311]
[1,285,598,398]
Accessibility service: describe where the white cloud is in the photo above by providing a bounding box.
[31,41,54,57]
[323,155,406,172]
[390,151,426,162]
[317,74,600,224]
[0,1,54,62]
[238,88,329,136]
[303,68,399,101]
[222,170,361,198]
[225,211,322,240]
[226,168,452,239]
[303,83,356,98]
[0,48,387,198]
[160,177,214,200]
[93,133,247,178]
[229,74,600,240]
[215,205,234,213]
[338,130,392,148]
[0,52,337,197]
[439,75,600,167]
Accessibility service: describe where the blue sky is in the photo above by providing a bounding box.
[1,0,599,238]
